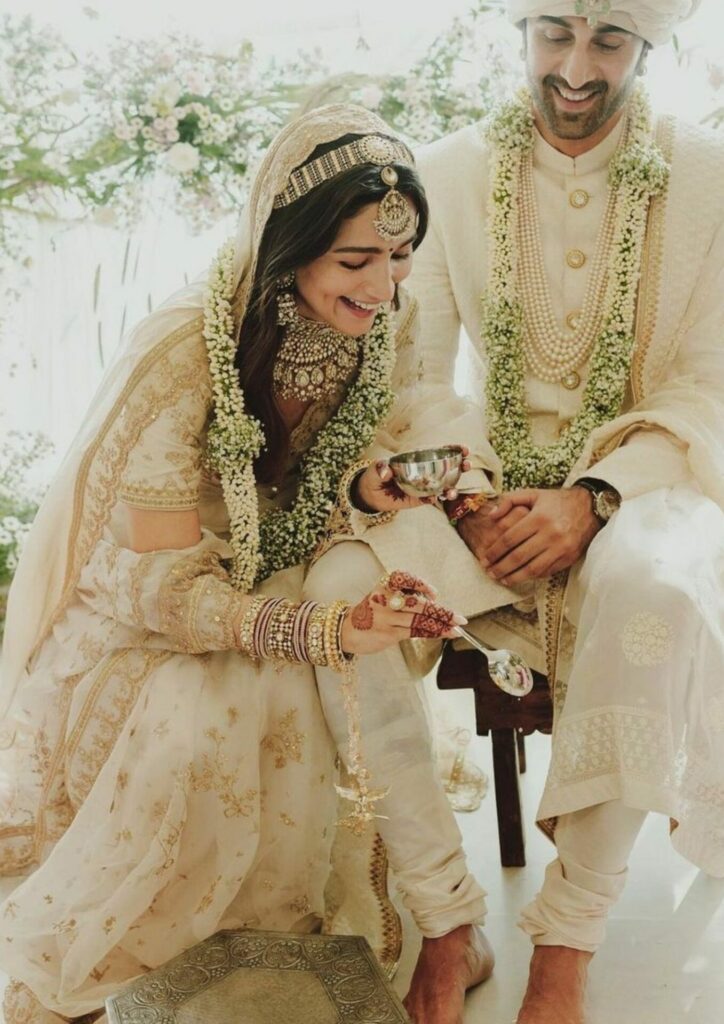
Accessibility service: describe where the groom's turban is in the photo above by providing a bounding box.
[507,1,702,47]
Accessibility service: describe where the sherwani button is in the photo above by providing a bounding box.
[566,310,581,331]
[570,189,590,209]
[566,249,586,269]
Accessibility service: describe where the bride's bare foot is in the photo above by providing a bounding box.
[516,946,593,1024]
[402,923,494,1024]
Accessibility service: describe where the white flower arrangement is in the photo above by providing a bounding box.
[203,241,395,592]
[482,88,669,490]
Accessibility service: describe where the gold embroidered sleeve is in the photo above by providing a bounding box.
[77,533,246,654]
[118,337,212,511]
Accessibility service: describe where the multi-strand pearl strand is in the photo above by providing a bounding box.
[518,148,619,388]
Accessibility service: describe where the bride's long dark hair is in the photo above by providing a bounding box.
[234,133,429,483]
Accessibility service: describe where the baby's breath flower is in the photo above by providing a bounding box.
[203,241,395,591]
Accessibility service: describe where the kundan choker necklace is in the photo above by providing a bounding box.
[273,287,361,403]
[482,87,669,490]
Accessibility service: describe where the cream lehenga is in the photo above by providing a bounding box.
[0,106,492,1020]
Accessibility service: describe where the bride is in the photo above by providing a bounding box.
[0,104,496,1024]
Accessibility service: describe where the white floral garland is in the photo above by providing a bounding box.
[203,239,396,591]
[482,88,669,490]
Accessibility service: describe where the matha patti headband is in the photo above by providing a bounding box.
[273,134,417,242]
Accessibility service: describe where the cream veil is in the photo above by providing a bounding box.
[0,104,409,720]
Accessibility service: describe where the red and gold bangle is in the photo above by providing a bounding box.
[446,492,490,527]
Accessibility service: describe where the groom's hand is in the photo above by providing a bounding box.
[479,487,600,585]
[455,501,530,565]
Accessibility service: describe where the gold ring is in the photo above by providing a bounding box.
[389,593,405,611]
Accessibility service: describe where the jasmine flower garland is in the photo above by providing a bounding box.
[482,88,669,490]
[203,239,395,591]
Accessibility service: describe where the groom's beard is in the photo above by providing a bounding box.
[528,72,636,141]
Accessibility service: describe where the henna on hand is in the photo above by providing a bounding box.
[377,476,409,503]
[410,604,455,638]
[386,570,428,593]
[350,596,375,631]
[372,593,388,607]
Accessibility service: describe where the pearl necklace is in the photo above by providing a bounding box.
[518,122,628,390]
[519,152,617,389]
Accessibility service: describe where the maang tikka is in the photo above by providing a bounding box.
[374,165,415,242]
[273,274,360,404]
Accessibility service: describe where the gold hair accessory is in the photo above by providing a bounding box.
[373,165,414,242]
[273,134,414,209]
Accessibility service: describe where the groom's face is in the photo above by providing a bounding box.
[524,15,647,141]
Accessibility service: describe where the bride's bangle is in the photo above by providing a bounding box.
[237,596,351,670]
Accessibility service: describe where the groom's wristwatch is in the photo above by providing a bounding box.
[572,477,622,526]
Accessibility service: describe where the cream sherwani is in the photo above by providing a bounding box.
[411,110,724,883]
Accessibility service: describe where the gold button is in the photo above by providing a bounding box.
[570,188,589,209]
[561,371,581,390]
[566,249,586,269]
[566,310,581,331]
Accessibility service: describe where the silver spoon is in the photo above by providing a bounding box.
[454,627,534,697]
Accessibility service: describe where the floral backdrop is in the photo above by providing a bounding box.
[0,0,722,611]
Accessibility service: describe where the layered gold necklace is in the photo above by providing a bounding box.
[273,289,361,403]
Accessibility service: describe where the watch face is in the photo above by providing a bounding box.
[595,490,621,521]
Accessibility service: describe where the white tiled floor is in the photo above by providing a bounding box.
[391,686,724,1024]
[2,685,723,1023]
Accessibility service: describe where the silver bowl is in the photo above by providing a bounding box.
[389,445,464,498]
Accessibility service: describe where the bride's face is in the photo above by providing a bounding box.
[294,199,417,336]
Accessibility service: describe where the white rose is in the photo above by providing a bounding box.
[358,84,384,110]
[165,142,200,174]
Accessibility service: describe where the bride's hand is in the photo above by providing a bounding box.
[355,447,471,513]
[339,570,467,657]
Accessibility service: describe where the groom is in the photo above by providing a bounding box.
[410,1,724,1022]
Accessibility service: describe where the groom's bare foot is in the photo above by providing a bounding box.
[516,946,592,1024]
[402,924,494,1024]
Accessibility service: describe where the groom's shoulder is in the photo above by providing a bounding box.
[415,122,489,192]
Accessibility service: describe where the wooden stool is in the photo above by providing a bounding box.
[437,644,553,867]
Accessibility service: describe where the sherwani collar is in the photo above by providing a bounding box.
[532,116,625,178]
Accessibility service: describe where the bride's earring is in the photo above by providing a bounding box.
[276,272,297,327]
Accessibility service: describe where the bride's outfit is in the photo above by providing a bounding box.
[0,106,500,1020]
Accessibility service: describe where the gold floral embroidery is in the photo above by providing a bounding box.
[261,708,305,769]
[34,318,209,658]
[189,728,258,818]
[195,874,223,914]
[289,895,311,915]
[157,552,245,654]
[103,916,116,934]
[65,649,172,809]
[280,813,296,827]
[621,611,673,667]
[226,706,239,726]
